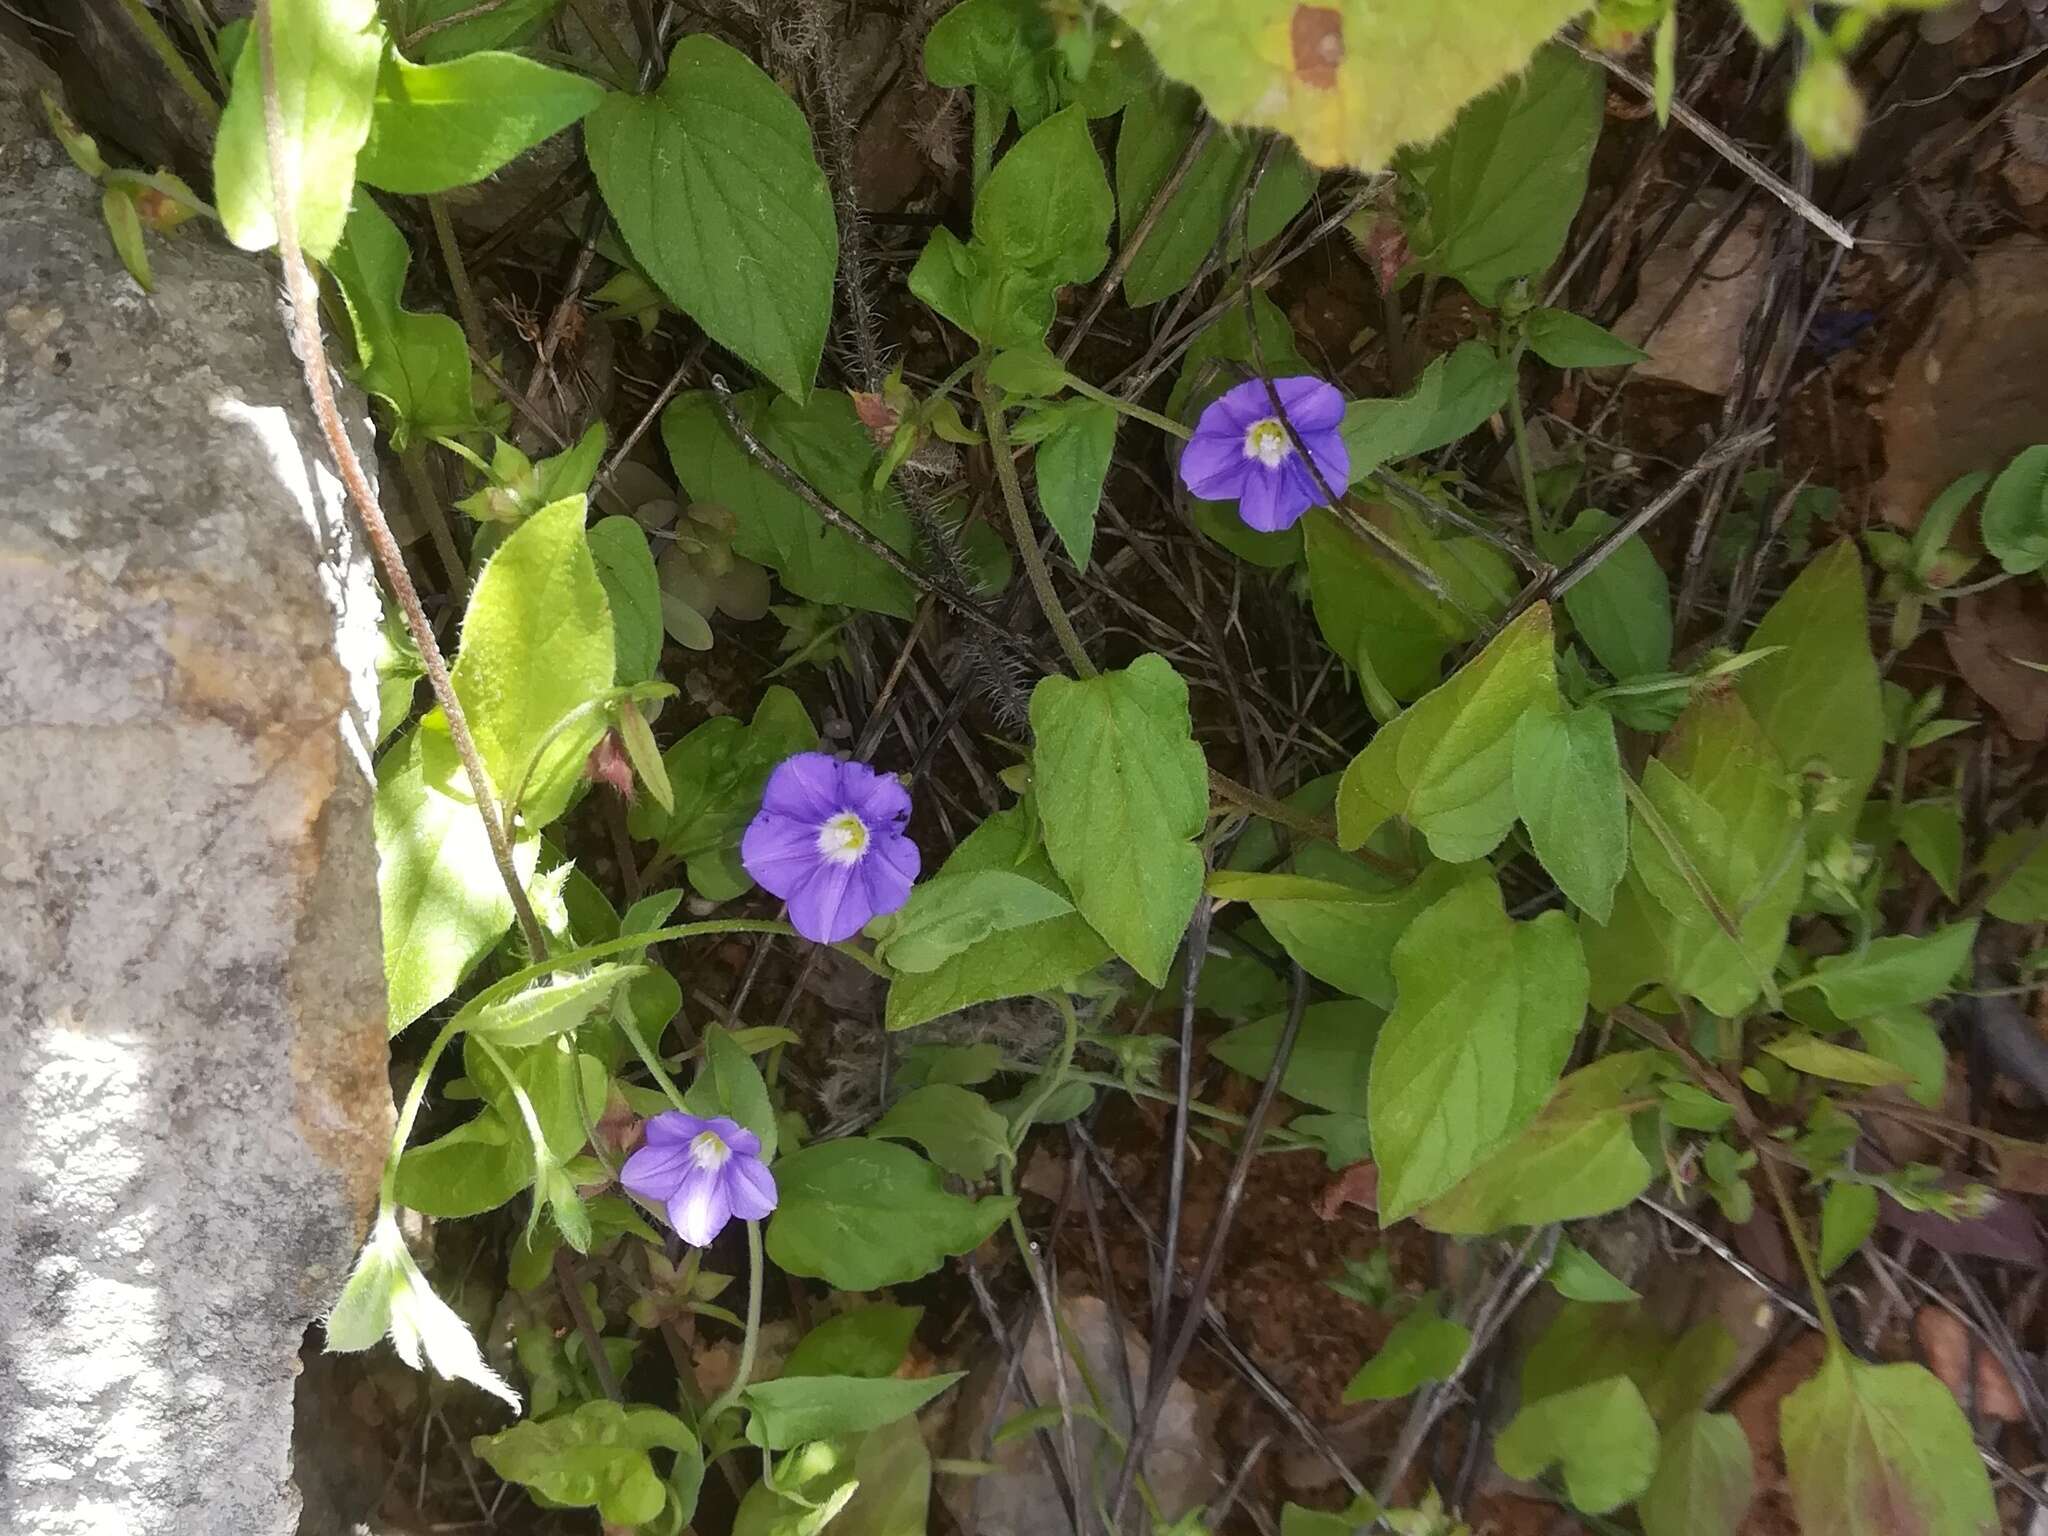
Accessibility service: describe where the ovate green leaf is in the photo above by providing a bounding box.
[742,1373,964,1451]
[328,196,478,446]
[1369,876,1588,1221]
[1342,1293,1470,1402]
[1761,1033,1913,1088]
[1526,307,1649,368]
[1513,704,1628,922]
[871,1085,1011,1180]
[1031,654,1209,985]
[1541,506,1672,680]
[1211,1000,1383,1117]
[1982,443,2048,575]
[585,516,662,686]
[878,869,1076,975]
[1550,1239,1641,1303]
[1819,1182,1878,1277]
[588,37,837,397]
[766,1139,1017,1290]
[475,1401,694,1527]
[1496,1376,1659,1514]
[357,48,604,194]
[1803,922,1979,1019]
[784,1305,923,1380]
[1639,1412,1754,1536]
[1033,399,1118,569]
[1208,863,1474,1005]
[1340,342,1516,480]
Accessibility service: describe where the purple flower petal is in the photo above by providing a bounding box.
[668,1164,735,1247]
[1177,429,1251,502]
[621,1139,695,1203]
[859,832,919,921]
[758,752,845,822]
[741,812,822,898]
[724,1157,778,1221]
[786,859,870,944]
[1207,377,1281,432]
[1271,375,1346,432]
[714,1120,761,1159]
[1302,424,1350,494]
[641,1111,713,1146]
[841,762,913,831]
[1237,465,1294,532]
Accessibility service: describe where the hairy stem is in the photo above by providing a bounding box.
[976,373,1096,678]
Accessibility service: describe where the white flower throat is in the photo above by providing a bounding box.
[1243,418,1294,469]
[691,1129,732,1171]
[815,810,871,866]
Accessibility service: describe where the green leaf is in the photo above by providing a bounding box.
[1031,654,1209,985]
[1526,307,1649,368]
[588,37,837,397]
[328,196,478,445]
[1732,0,1786,46]
[766,1138,1017,1290]
[1338,604,1559,862]
[1540,507,1672,679]
[1985,825,2048,922]
[663,389,918,617]
[1803,922,1978,1019]
[1523,1304,1736,1430]
[1099,0,1590,173]
[1550,1239,1640,1303]
[784,1305,923,1380]
[1291,1112,1374,1170]
[1496,1376,1659,1515]
[1639,1412,1755,1536]
[1736,541,1882,843]
[1211,1000,1383,1116]
[872,1085,1011,1180]
[1208,862,1475,1005]
[585,516,663,687]
[1370,875,1588,1221]
[376,728,532,1030]
[404,0,561,61]
[1421,1049,1658,1234]
[1340,342,1516,481]
[1281,1499,1378,1536]
[356,48,604,194]
[474,1401,695,1527]
[625,687,817,896]
[1513,704,1628,923]
[1761,1033,1913,1088]
[1780,1349,1997,1536]
[1982,443,2048,575]
[399,1042,603,1215]
[1115,78,1317,306]
[1895,801,1964,901]
[213,0,382,261]
[1033,399,1117,570]
[924,0,1064,129]
[743,1373,964,1451]
[1304,504,1508,702]
[878,869,1076,975]
[1856,1008,1947,1108]
[885,806,1112,1030]
[450,496,615,828]
[471,964,643,1047]
[1819,1182,1878,1277]
[1342,1293,1470,1402]
[977,105,1114,287]
[831,1418,934,1536]
[1399,47,1603,304]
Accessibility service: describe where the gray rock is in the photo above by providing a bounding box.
[0,42,391,1536]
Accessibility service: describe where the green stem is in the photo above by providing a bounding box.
[428,195,490,356]
[617,1012,692,1113]
[1067,376,1192,440]
[706,1221,766,1422]
[479,921,890,1000]
[1504,342,1548,539]
[1758,1140,1844,1353]
[976,372,1097,676]
[1006,993,1081,1160]
[398,442,470,602]
[115,0,220,126]
[381,1015,467,1211]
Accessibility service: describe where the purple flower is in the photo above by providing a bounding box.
[620,1112,777,1247]
[1178,375,1350,533]
[740,752,919,943]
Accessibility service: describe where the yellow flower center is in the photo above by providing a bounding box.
[691,1129,732,1171]
[815,810,870,866]
[1244,418,1293,470]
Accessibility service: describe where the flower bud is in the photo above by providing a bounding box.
[1789,55,1866,163]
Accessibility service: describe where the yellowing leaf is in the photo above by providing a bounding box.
[1099,0,1592,171]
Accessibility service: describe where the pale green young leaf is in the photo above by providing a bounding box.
[1211,1000,1383,1117]
[766,1138,1017,1290]
[470,963,644,1048]
[742,1373,965,1451]
[1527,307,1649,368]
[1342,1294,1470,1402]
[784,1305,923,1380]
[1399,47,1603,303]
[832,1419,934,1536]
[101,185,152,293]
[1338,604,1559,862]
[977,105,1114,287]
[1735,541,1883,842]
[1855,1008,1947,1107]
[1550,1239,1640,1303]
[476,1401,694,1527]
[1281,1500,1378,1536]
[1819,1182,1878,1276]
[213,0,382,260]
[1514,704,1628,922]
[662,389,918,617]
[585,516,662,686]
[406,0,560,61]
[1639,1412,1755,1536]
[1540,506,1672,679]
[1115,78,1318,305]
[327,196,478,445]
[1496,1376,1659,1514]
[1031,654,1209,985]
[449,496,615,829]
[878,869,1076,975]
[1421,1052,1658,1234]
[1033,399,1118,568]
[871,1085,1012,1180]
[397,1043,602,1214]
[356,48,604,194]
[1370,876,1588,1221]
[376,728,533,1031]
[1209,862,1475,1005]
[1733,0,1787,45]
[1803,921,1978,1019]
[924,0,1063,128]
[1340,342,1516,481]
[1780,1349,1997,1536]
[1895,801,1963,901]
[885,806,1111,1030]
[1100,0,1589,173]
[1982,443,2048,575]
[1761,1033,1913,1088]
[588,37,837,397]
